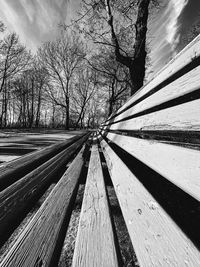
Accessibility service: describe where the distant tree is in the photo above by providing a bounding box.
[0,21,5,33]
[0,33,31,93]
[39,31,85,129]
[10,57,48,128]
[0,33,31,127]
[32,61,49,127]
[86,88,107,128]
[71,66,96,128]
[87,47,131,115]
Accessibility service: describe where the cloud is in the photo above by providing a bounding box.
[0,0,80,52]
[166,0,188,52]
[19,0,35,22]
[148,0,189,78]
[0,0,21,32]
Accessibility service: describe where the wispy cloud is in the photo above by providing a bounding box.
[166,0,188,52]
[149,0,189,77]
[0,0,80,51]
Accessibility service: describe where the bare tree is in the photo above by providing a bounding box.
[0,33,31,93]
[33,61,49,127]
[11,59,48,128]
[71,66,96,128]
[69,0,157,95]
[87,46,131,115]
[0,33,31,127]
[86,88,107,128]
[105,0,150,94]
[39,31,85,129]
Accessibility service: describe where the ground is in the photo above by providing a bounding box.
[0,129,86,164]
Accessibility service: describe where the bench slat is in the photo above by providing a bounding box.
[0,134,89,248]
[105,65,200,126]
[0,133,86,191]
[109,98,200,131]
[0,145,86,267]
[100,138,200,266]
[106,132,200,201]
[108,34,200,120]
[72,145,119,267]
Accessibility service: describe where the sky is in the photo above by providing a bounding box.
[0,0,80,51]
[150,0,200,75]
[0,0,199,75]
[150,0,188,73]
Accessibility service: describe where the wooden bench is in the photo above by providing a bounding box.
[97,34,200,266]
[1,34,200,266]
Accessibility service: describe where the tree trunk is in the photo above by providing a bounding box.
[108,78,115,116]
[80,110,85,129]
[65,98,69,130]
[29,79,34,128]
[129,57,146,95]
[105,0,150,95]
[22,91,26,128]
[108,99,113,116]
[87,115,91,129]
[4,83,7,128]
[75,105,85,129]
[51,103,55,128]
[35,86,42,128]
[130,0,150,94]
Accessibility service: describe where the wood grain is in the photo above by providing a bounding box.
[0,133,87,191]
[0,145,86,267]
[106,65,200,125]
[109,98,200,131]
[107,34,200,120]
[0,134,89,248]
[72,145,119,267]
[106,132,200,201]
[100,138,200,267]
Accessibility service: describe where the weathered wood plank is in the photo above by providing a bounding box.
[0,133,87,191]
[72,145,119,267]
[0,145,86,267]
[105,65,200,125]
[106,132,200,201]
[100,138,200,266]
[109,98,200,131]
[0,134,89,248]
[107,34,200,120]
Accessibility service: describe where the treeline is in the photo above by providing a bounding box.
[0,25,130,130]
[0,26,106,129]
[0,0,164,129]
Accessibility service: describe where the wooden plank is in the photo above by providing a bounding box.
[0,145,86,267]
[106,65,200,125]
[100,138,200,266]
[109,98,200,131]
[0,133,87,191]
[0,134,89,248]
[107,34,200,120]
[72,145,119,267]
[106,132,200,201]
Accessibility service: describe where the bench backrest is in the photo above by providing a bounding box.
[98,34,200,265]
